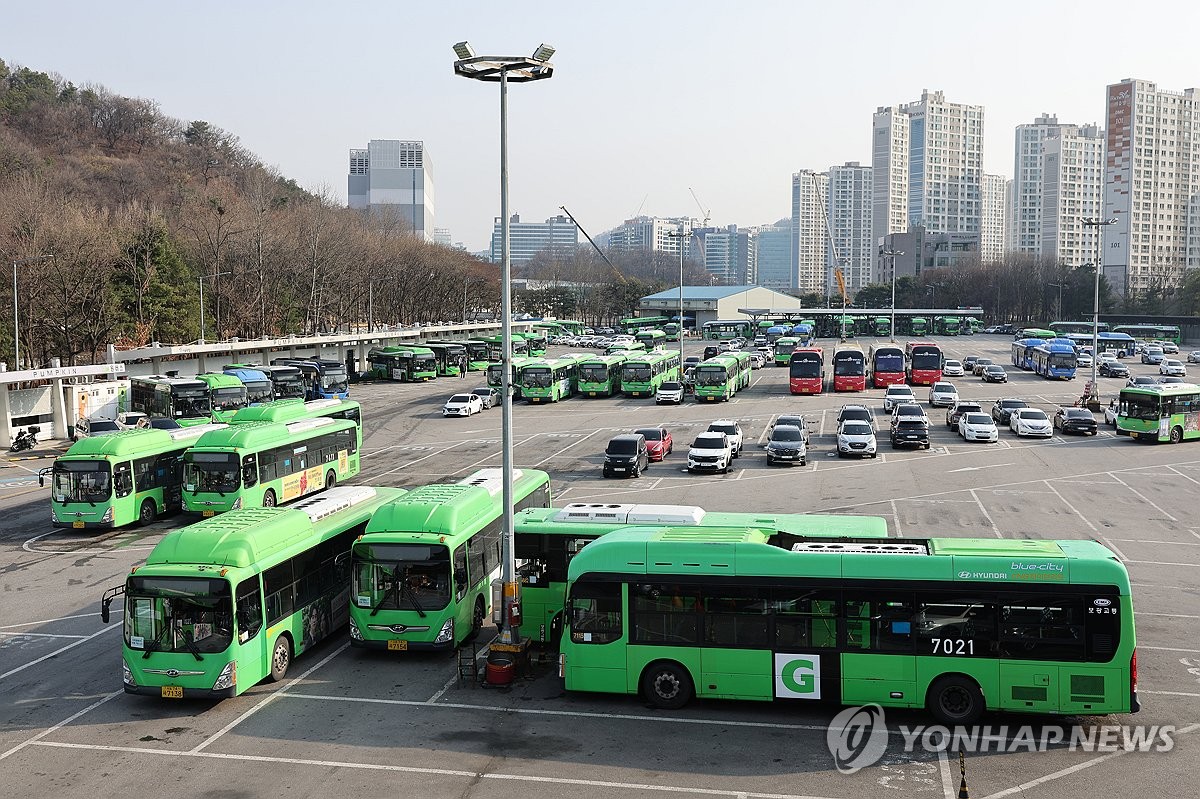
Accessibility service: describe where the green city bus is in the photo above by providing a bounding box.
[487,356,537,399]
[462,339,492,371]
[43,424,227,530]
[482,334,530,360]
[1112,324,1182,345]
[873,317,891,337]
[694,352,752,402]
[183,417,360,515]
[910,317,928,337]
[619,316,670,334]
[773,337,800,367]
[367,346,437,382]
[514,503,889,644]
[634,329,668,349]
[663,322,682,342]
[130,375,213,426]
[520,356,582,403]
[621,350,681,398]
[576,354,627,397]
[425,342,466,375]
[936,316,962,336]
[103,485,405,698]
[195,373,250,422]
[1018,327,1057,340]
[513,331,547,357]
[348,468,552,651]
[558,528,1137,725]
[1116,383,1200,443]
[231,398,362,435]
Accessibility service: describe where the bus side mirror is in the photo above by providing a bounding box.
[334,552,350,569]
[101,600,111,624]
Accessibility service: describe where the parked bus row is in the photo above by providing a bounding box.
[482,351,682,403]
[787,342,943,395]
[103,475,1138,728]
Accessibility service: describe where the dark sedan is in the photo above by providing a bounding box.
[981,365,1008,383]
[1099,360,1129,378]
[992,398,1028,425]
[1053,407,1098,436]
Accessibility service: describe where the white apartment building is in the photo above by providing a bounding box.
[605,216,695,257]
[791,170,829,294]
[347,140,435,240]
[1104,78,1200,294]
[981,173,1008,263]
[489,214,579,264]
[1041,125,1105,269]
[826,162,873,293]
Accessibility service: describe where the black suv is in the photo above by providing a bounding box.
[703,345,720,360]
[837,404,873,426]
[890,416,930,449]
[603,434,649,478]
[991,398,1029,425]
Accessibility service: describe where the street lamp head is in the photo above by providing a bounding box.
[531,43,556,62]
[452,41,475,60]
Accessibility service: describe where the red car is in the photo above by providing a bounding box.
[635,426,673,462]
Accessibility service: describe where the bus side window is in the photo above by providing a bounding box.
[133,456,155,492]
[242,454,258,489]
[113,462,133,499]
[453,546,468,602]
[236,578,264,643]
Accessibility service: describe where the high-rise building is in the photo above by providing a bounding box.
[872,90,984,279]
[433,228,453,247]
[754,220,792,290]
[981,173,1008,262]
[1011,114,1064,255]
[792,171,829,294]
[692,225,757,284]
[489,214,579,264]
[1104,79,1200,295]
[604,216,696,257]
[347,140,435,240]
[826,162,873,294]
[1040,124,1105,269]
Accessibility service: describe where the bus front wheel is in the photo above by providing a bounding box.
[926,675,983,726]
[263,489,277,508]
[1171,426,1183,444]
[641,661,692,710]
[138,499,157,527]
[268,634,292,682]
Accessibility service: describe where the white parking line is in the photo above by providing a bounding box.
[366,441,469,480]
[0,631,87,640]
[0,613,99,629]
[1041,480,1099,534]
[531,429,600,468]
[968,488,1002,537]
[1108,472,1179,522]
[0,689,122,761]
[889,499,900,537]
[0,625,119,682]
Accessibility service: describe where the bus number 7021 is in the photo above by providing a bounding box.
[932,638,974,655]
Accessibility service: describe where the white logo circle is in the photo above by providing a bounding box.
[827,704,889,774]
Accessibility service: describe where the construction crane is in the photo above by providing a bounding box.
[688,188,710,229]
[559,205,625,284]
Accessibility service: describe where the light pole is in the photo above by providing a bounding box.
[668,229,686,366]
[1047,282,1064,321]
[199,271,231,344]
[1083,217,1117,404]
[454,41,555,648]
[12,255,54,369]
[881,246,903,343]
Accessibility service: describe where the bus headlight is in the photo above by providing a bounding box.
[434,618,454,644]
[211,661,236,691]
[231,497,242,510]
[349,621,362,641]
[122,660,134,685]
[101,506,113,523]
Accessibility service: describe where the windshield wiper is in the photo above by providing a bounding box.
[370,567,402,617]
[142,614,175,659]
[400,581,427,618]
[180,629,204,662]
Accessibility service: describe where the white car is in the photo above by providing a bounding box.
[749,353,765,369]
[707,419,744,457]
[882,384,917,413]
[687,432,734,474]
[958,413,999,443]
[655,380,684,404]
[1010,408,1053,438]
[1104,399,1119,427]
[442,393,484,417]
[928,382,958,408]
[942,360,965,377]
[1159,359,1187,377]
[837,420,878,458]
[1076,353,1093,367]
[1186,351,1200,364]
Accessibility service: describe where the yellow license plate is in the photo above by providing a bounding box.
[161,685,184,699]
[202,510,215,518]
[387,639,408,651]
[72,521,85,529]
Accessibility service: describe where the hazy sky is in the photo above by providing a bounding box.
[6,1,1198,252]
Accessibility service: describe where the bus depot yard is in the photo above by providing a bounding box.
[1,334,1198,799]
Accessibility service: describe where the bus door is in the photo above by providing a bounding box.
[840,593,917,706]
[234,577,267,679]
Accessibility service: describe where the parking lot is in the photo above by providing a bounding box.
[1,333,1197,799]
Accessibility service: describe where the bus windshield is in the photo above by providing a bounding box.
[523,368,553,388]
[321,369,349,393]
[52,461,111,503]
[790,358,821,378]
[875,353,903,372]
[274,376,306,400]
[694,367,727,387]
[185,452,240,494]
[578,365,608,382]
[212,387,248,413]
[244,381,274,404]
[910,352,941,371]
[834,356,864,376]
[1120,393,1161,421]
[623,365,651,382]
[1049,354,1076,368]
[353,543,452,612]
[173,388,211,418]
[124,576,233,655]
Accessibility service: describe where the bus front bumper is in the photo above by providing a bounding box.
[52,519,115,530]
[124,684,237,699]
[351,638,453,652]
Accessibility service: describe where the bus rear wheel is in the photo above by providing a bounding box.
[1171,426,1183,444]
[641,661,692,710]
[926,675,983,726]
[470,598,485,639]
[138,499,157,527]
[263,489,277,508]
[325,470,337,489]
[268,635,292,682]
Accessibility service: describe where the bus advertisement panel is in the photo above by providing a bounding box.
[1032,343,1078,380]
[867,345,906,388]
[521,357,581,403]
[349,469,552,651]
[905,341,942,385]
[559,528,1136,723]
[577,354,627,397]
[105,485,405,698]
[621,351,681,398]
[788,348,824,395]
[183,417,360,515]
[831,344,866,392]
[773,337,799,366]
[1011,338,1046,370]
[1117,384,1200,443]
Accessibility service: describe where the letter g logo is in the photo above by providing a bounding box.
[781,658,814,694]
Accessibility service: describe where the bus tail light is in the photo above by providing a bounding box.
[557,653,565,678]
[434,619,454,644]
[1131,649,1138,693]
[212,661,236,691]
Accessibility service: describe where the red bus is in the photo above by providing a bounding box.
[905,341,943,385]
[831,343,866,392]
[867,345,906,388]
[788,347,824,395]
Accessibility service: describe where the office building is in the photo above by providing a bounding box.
[1104,79,1200,294]
[604,216,696,257]
[347,140,435,240]
[826,162,873,294]
[754,219,792,290]
[489,214,579,265]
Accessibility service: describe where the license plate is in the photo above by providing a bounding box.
[589,392,595,396]
[72,521,85,529]
[161,685,183,699]
[387,639,408,651]
[202,510,215,518]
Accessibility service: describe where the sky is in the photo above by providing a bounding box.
[5,1,1199,253]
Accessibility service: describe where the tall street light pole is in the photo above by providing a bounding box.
[881,245,903,343]
[668,229,686,366]
[12,254,54,369]
[454,41,555,648]
[1047,282,1064,321]
[199,271,232,345]
[1083,217,1117,405]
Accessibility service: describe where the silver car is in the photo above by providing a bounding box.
[837,420,878,458]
